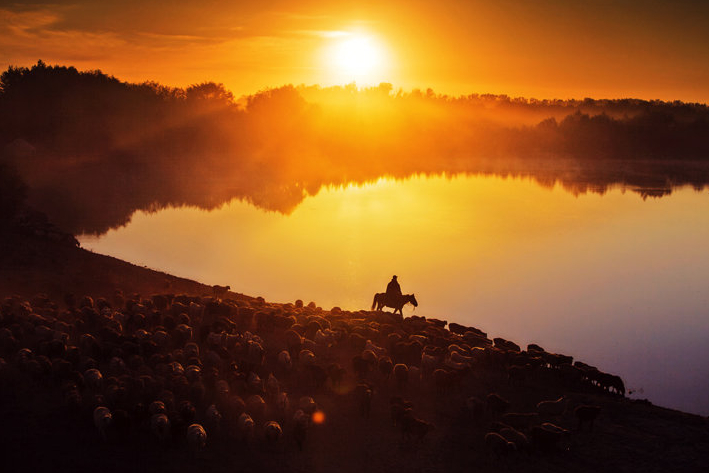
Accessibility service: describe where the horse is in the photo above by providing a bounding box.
[371,293,418,315]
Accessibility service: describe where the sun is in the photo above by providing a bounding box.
[325,33,389,84]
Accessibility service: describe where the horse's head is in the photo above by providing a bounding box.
[409,294,418,307]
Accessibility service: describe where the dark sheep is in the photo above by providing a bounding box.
[355,383,373,418]
[393,363,409,390]
[575,405,601,431]
[400,411,434,444]
[378,356,394,380]
[485,432,517,459]
[486,393,510,418]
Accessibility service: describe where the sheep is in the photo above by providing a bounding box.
[605,374,626,396]
[205,404,222,435]
[149,400,167,416]
[93,406,112,441]
[314,329,332,347]
[486,393,510,418]
[485,432,517,459]
[378,356,394,381]
[575,405,601,431]
[212,285,230,298]
[536,396,568,417]
[278,350,292,372]
[531,423,570,452]
[327,363,345,389]
[266,373,280,401]
[299,396,317,417]
[500,427,530,453]
[393,363,409,390]
[275,392,290,422]
[247,340,265,367]
[355,383,373,418]
[390,396,413,427]
[420,353,439,378]
[247,372,263,394]
[352,354,373,379]
[285,330,303,354]
[187,424,207,456]
[361,349,377,365]
[246,395,267,422]
[465,396,485,424]
[400,412,435,444]
[449,350,473,365]
[558,363,584,387]
[299,349,316,367]
[84,368,103,391]
[150,413,171,444]
[292,409,309,451]
[237,413,255,442]
[365,340,387,357]
[507,365,530,386]
[264,421,283,445]
[179,400,197,425]
[433,368,465,393]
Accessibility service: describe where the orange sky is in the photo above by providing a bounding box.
[2,0,708,102]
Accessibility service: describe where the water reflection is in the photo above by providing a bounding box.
[80,174,709,416]
[18,154,709,235]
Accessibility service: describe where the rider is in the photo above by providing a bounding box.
[385,275,402,303]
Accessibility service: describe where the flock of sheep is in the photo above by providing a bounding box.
[0,288,624,464]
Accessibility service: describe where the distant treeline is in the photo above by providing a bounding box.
[1,61,709,234]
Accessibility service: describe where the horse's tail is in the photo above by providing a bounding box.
[371,294,378,310]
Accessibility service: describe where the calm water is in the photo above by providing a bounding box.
[80,174,709,416]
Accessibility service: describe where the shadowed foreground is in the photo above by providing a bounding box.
[1,231,708,473]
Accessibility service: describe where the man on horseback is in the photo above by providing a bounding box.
[385,275,402,305]
[372,276,417,315]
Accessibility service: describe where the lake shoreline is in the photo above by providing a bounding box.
[2,229,709,471]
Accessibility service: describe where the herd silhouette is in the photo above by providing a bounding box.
[0,288,629,470]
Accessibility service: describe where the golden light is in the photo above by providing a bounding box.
[324,33,390,84]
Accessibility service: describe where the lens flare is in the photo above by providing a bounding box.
[311,410,326,424]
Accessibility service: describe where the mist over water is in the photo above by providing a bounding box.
[80,173,709,416]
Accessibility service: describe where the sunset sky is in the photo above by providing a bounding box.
[2,0,709,101]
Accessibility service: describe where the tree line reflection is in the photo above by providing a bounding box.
[1,61,708,235]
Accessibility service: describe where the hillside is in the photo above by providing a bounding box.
[1,230,708,473]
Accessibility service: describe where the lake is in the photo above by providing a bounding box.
[79,173,709,416]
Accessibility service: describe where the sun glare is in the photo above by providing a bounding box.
[325,33,389,84]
